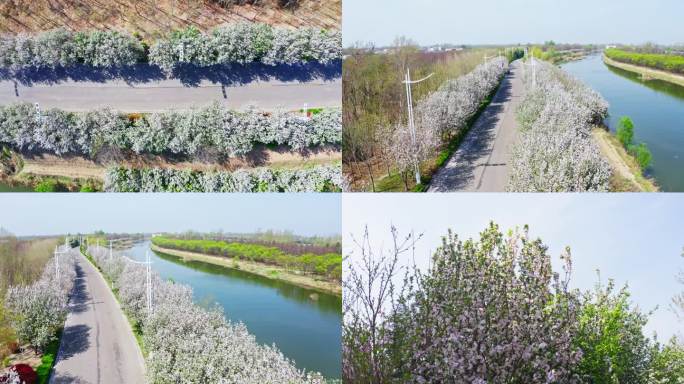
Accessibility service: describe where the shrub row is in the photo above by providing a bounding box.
[103,164,342,192]
[508,60,612,191]
[383,57,508,176]
[85,245,323,383]
[0,103,340,157]
[605,48,684,75]
[149,23,341,74]
[4,247,76,352]
[417,56,508,138]
[151,236,342,280]
[0,23,340,73]
[0,29,144,70]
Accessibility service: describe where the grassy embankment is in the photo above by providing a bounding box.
[150,237,342,296]
[591,127,658,192]
[0,236,62,382]
[603,51,684,88]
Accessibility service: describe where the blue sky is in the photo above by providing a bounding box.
[0,194,340,237]
[343,0,684,47]
[343,193,684,341]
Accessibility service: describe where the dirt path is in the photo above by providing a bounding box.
[428,60,524,192]
[592,127,657,192]
[17,148,341,181]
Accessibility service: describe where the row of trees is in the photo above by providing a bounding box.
[343,223,684,383]
[149,23,341,74]
[605,48,684,74]
[508,60,612,191]
[103,164,342,192]
[4,246,76,352]
[85,244,324,383]
[0,23,340,73]
[0,103,340,157]
[381,57,508,189]
[342,42,501,191]
[0,29,144,70]
[151,236,342,281]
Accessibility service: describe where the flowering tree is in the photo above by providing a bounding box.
[393,223,582,383]
[0,28,143,70]
[0,103,341,157]
[4,249,76,352]
[103,163,342,192]
[417,57,508,140]
[149,23,341,75]
[508,61,611,192]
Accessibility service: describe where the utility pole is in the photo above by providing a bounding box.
[123,253,153,316]
[402,68,434,186]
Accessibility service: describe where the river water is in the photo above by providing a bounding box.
[561,54,684,191]
[125,241,342,379]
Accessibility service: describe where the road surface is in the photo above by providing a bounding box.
[0,78,341,112]
[428,60,525,192]
[50,249,145,384]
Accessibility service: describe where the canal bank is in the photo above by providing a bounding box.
[150,243,341,296]
[127,241,342,379]
[562,54,684,191]
[603,54,684,88]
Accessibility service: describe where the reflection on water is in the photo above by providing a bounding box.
[604,62,684,100]
[152,249,342,316]
[0,181,32,192]
[125,241,341,379]
[562,55,684,191]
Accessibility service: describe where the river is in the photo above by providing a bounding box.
[125,241,342,379]
[561,54,684,191]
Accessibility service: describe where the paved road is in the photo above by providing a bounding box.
[0,78,341,112]
[50,249,145,384]
[428,60,525,192]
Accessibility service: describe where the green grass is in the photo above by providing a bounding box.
[299,107,324,115]
[605,48,684,75]
[36,329,61,384]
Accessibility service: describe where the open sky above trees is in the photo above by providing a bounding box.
[0,194,340,237]
[343,193,684,341]
[342,0,684,46]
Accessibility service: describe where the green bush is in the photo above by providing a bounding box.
[574,280,653,383]
[605,48,684,75]
[34,179,66,192]
[616,116,634,147]
[633,143,653,170]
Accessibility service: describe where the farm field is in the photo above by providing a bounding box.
[0,0,340,38]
